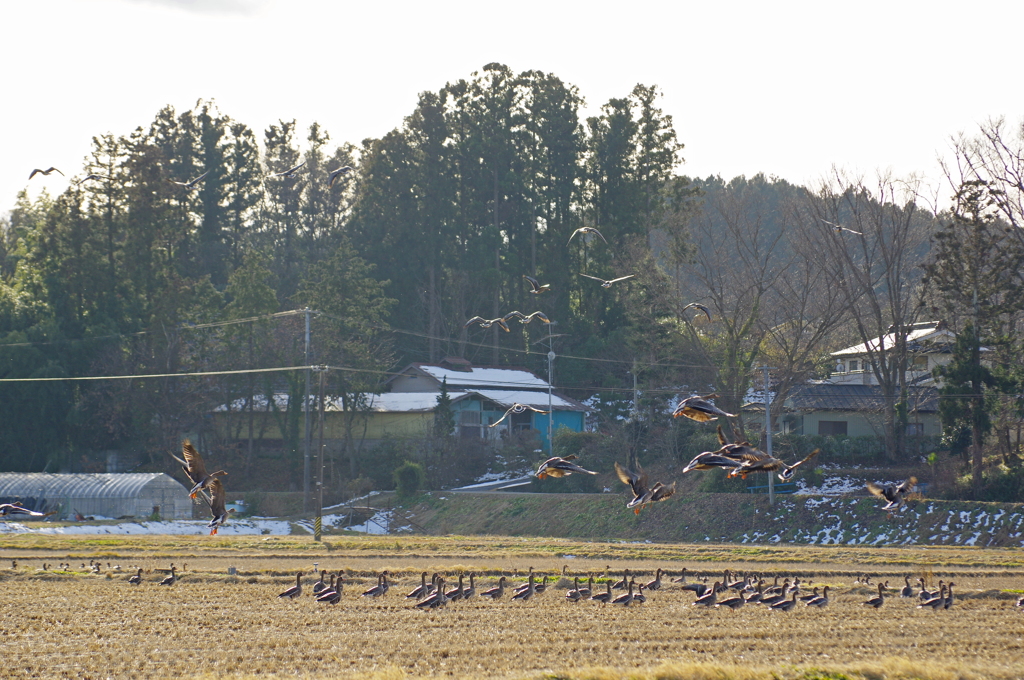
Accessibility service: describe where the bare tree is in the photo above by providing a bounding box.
[803,170,934,460]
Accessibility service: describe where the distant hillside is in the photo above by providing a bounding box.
[404,490,1024,550]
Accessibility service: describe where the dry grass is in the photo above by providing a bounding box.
[1,536,1024,679]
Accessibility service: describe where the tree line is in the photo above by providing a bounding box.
[2,64,1024,499]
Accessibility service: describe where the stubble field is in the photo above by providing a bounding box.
[1,534,1024,679]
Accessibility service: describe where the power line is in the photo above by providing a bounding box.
[0,365,311,383]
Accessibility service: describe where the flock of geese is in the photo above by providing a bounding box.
[262,565,1024,612]
[27,162,354,189]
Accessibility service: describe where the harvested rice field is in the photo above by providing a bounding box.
[2,535,1024,679]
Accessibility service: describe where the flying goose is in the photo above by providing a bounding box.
[464,316,510,332]
[681,302,713,322]
[614,461,676,514]
[73,174,111,185]
[580,273,634,288]
[567,226,607,245]
[822,219,863,235]
[489,403,549,428]
[202,478,232,535]
[170,439,227,500]
[867,477,917,512]
[535,455,598,479]
[327,166,353,187]
[726,448,821,481]
[0,503,56,518]
[522,275,552,294]
[672,394,735,422]
[168,169,211,188]
[270,161,305,178]
[503,310,551,324]
[29,167,64,179]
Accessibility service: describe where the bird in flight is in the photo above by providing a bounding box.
[867,476,917,512]
[73,174,110,185]
[672,394,735,423]
[822,219,863,235]
[328,166,353,187]
[503,310,551,324]
[536,455,598,479]
[523,275,552,294]
[169,439,227,500]
[489,403,549,428]
[726,447,820,481]
[270,161,305,178]
[464,316,510,332]
[29,167,64,179]
[168,170,211,188]
[567,226,607,245]
[203,478,233,535]
[682,302,713,322]
[614,462,676,514]
[580,274,634,288]
[0,503,56,518]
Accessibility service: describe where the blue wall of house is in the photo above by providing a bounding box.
[533,411,585,451]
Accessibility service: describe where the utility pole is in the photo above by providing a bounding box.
[314,366,326,542]
[532,324,563,453]
[762,365,776,505]
[303,307,312,513]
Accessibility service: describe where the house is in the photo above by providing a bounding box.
[828,321,955,387]
[749,383,941,437]
[211,358,587,453]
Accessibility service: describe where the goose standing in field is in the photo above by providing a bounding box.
[535,455,598,479]
[944,582,955,609]
[312,571,328,596]
[566,577,585,603]
[770,590,798,612]
[798,587,820,602]
[611,581,635,606]
[591,580,613,604]
[480,576,506,600]
[128,568,143,585]
[611,568,631,590]
[362,572,389,598]
[168,169,211,188]
[715,591,746,610]
[645,569,663,592]
[532,575,550,595]
[580,273,634,288]
[407,572,432,599]
[159,566,177,586]
[692,582,719,607]
[462,573,476,600]
[918,584,947,610]
[672,394,735,423]
[900,575,914,598]
[415,578,447,609]
[315,575,339,602]
[806,586,830,608]
[278,572,303,599]
[29,167,64,179]
[169,439,227,500]
[512,572,536,601]
[327,166,353,187]
[863,583,886,608]
[445,573,465,602]
[567,226,607,245]
[671,567,689,584]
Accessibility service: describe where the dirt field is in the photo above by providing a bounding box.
[2,535,1024,679]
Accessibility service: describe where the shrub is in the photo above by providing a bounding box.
[393,461,426,498]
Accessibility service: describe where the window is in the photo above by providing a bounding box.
[458,410,482,439]
[818,420,848,436]
[906,422,924,436]
[848,359,859,372]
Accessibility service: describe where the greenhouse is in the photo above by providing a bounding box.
[0,473,193,520]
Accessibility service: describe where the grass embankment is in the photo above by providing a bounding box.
[407,490,1024,549]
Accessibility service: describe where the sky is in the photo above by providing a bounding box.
[3,0,1023,213]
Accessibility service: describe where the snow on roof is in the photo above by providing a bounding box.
[831,324,953,357]
[411,364,549,389]
[0,473,186,500]
[470,389,586,411]
[361,391,468,413]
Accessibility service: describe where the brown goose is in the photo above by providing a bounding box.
[715,591,746,610]
[29,167,64,179]
[580,273,634,288]
[645,569,664,591]
[168,169,211,188]
[362,571,389,598]
[490,403,549,429]
[327,166,353,187]
[480,576,506,600]
[512,572,536,601]
[567,226,607,245]
[203,478,233,535]
[522,275,552,295]
[535,455,598,479]
[445,573,465,602]
[127,568,143,585]
[615,462,676,514]
[611,580,635,606]
[566,577,584,603]
[944,582,955,610]
[770,590,798,612]
[806,586,830,608]
[918,584,947,610]
[278,572,303,599]
[169,439,227,500]
[315,575,340,602]
[611,568,631,590]
[863,583,886,608]
[312,571,328,596]
[672,394,735,422]
[158,566,177,586]
[591,581,613,604]
[415,578,447,609]
[407,572,432,599]
[462,573,476,600]
[692,582,720,607]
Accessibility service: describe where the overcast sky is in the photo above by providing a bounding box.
[3,0,1023,212]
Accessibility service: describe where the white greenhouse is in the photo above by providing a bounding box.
[0,473,193,520]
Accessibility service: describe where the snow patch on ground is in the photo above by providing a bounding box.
[0,518,295,535]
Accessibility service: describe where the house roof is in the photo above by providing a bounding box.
[745,384,939,413]
[0,473,187,500]
[470,389,587,412]
[831,322,954,357]
[391,363,550,390]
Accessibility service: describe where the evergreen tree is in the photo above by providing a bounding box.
[433,376,455,438]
